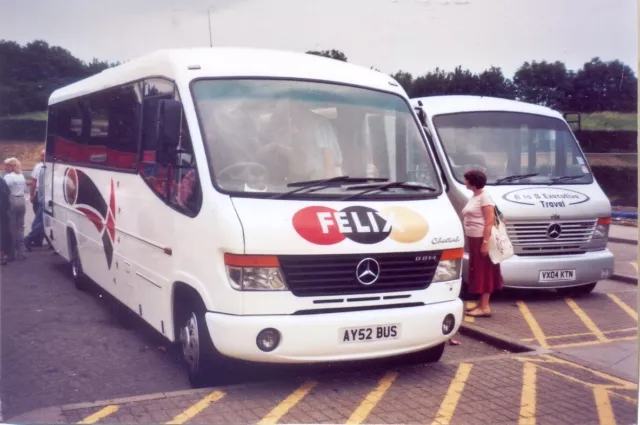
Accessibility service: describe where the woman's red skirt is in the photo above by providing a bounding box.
[467,237,503,294]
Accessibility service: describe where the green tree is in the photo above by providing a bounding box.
[476,66,515,99]
[0,39,117,116]
[411,68,450,97]
[446,66,480,95]
[390,70,414,95]
[305,49,348,62]
[512,60,573,109]
[570,57,637,112]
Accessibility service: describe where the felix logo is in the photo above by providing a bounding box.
[63,168,117,269]
[292,205,429,245]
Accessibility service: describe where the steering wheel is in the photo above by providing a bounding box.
[216,162,269,181]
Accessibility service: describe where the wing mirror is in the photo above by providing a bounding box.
[155,99,182,164]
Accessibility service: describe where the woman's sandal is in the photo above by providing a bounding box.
[466,308,492,318]
[465,303,478,312]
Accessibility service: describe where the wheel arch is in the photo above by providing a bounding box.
[171,280,208,342]
[64,221,80,260]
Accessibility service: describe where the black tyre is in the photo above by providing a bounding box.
[556,282,597,297]
[413,342,446,364]
[178,297,231,388]
[68,233,88,291]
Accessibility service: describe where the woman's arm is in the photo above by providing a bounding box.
[481,205,495,255]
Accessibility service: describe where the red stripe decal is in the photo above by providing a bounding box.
[76,207,104,233]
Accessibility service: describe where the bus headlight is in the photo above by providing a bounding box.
[224,254,288,291]
[593,217,611,239]
[433,259,462,282]
[432,248,464,282]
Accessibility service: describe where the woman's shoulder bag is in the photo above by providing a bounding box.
[488,204,514,264]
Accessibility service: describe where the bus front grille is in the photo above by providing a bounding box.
[506,220,597,255]
[278,252,440,297]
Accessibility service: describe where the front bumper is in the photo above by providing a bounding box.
[463,249,615,289]
[205,299,463,363]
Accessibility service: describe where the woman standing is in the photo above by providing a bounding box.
[4,158,27,260]
[462,169,503,317]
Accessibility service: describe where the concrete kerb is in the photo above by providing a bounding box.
[612,273,639,285]
[458,322,542,354]
[610,237,638,246]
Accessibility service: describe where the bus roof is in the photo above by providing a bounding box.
[411,95,564,120]
[49,47,405,105]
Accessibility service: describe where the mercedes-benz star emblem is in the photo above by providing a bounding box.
[547,223,562,239]
[355,258,380,286]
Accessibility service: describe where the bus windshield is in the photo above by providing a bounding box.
[432,111,594,185]
[192,79,441,198]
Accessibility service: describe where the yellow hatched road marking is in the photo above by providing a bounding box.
[431,363,473,425]
[463,315,475,323]
[166,391,225,424]
[77,405,119,424]
[517,301,548,348]
[346,372,398,425]
[519,362,537,425]
[607,294,638,321]
[521,326,637,342]
[258,381,317,425]
[631,261,638,274]
[565,298,608,342]
[609,391,640,405]
[594,387,616,425]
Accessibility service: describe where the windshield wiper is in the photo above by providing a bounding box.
[495,173,539,184]
[272,176,389,199]
[549,175,584,184]
[341,181,437,201]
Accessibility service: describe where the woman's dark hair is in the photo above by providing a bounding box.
[464,169,487,189]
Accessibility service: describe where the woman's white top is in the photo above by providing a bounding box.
[4,172,27,197]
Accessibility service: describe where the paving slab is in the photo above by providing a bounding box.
[610,224,639,244]
[555,340,638,383]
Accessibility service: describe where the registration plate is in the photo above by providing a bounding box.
[539,269,576,282]
[339,324,400,344]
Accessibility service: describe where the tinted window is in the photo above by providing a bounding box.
[49,84,141,170]
[141,79,174,156]
[433,112,593,185]
[49,100,87,163]
[139,78,201,216]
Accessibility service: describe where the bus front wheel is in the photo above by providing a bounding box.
[178,298,230,388]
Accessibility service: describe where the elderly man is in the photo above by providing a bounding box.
[25,149,46,249]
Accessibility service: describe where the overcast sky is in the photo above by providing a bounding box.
[1,0,637,77]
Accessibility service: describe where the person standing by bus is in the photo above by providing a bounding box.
[4,158,28,260]
[461,169,503,317]
[25,149,46,249]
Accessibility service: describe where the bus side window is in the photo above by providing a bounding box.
[139,79,202,216]
[169,110,202,215]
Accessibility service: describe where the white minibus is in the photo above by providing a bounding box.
[412,95,615,295]
[43,48,465,387]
